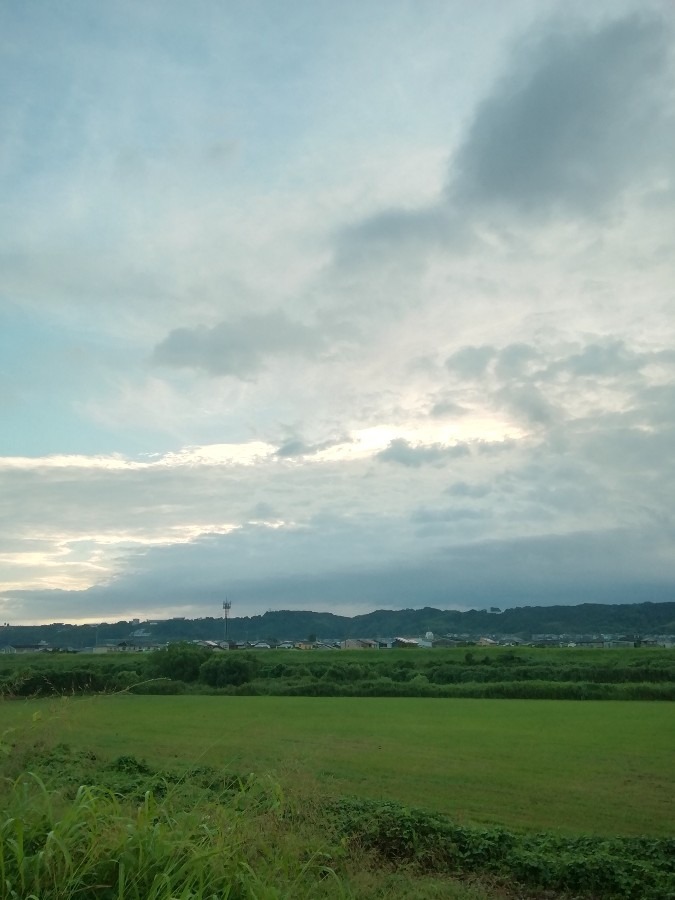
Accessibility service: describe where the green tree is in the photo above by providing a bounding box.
[199,653,261,687]
[148,642,211,682]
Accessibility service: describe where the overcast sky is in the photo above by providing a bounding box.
[2,1,674,624]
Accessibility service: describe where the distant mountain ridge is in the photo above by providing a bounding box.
[3,601,675,648]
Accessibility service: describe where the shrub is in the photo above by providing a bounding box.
[146,642,211,683]
[328,797,675,898]
[199,652,261,687]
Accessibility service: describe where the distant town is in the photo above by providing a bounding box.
[2,600,675,654]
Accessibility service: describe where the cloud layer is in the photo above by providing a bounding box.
[2,2,675,623]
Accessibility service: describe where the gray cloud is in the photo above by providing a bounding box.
[334,206,465,268]
[634,383,675,429]
[447,339,648,388]
[445,345,496,379]
[376,438,470,468]
[451,15,673,219]
[429,398,468,418]
[336,13,674,258]
[571,420,675,481]
[543,340,643,379]
[5,524,675,622]
[247,501,278,520]
[411,506,488,524]
[494,343,541,380]
[152,311,322,378]
[445,481,491,499]
[275,439,315,458]
[439,336,673,433]
[275,434,351,458]
[497,382,559,428]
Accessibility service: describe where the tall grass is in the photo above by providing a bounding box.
[0,769,347,900]
[0,766,499,900]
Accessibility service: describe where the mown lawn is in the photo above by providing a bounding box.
[1,694,673,836]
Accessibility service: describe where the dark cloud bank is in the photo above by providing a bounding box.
[337,12,674,259]
[4,524,675,622]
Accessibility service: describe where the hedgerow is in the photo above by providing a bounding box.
[2,647,674,699]
[328,797,675,899]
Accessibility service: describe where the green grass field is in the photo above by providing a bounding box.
[2,694,672,837]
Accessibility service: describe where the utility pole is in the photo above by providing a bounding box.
[222,599,231,645]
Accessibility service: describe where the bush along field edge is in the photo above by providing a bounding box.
[2,643,675,699]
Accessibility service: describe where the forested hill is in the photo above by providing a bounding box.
[3,601,675,648]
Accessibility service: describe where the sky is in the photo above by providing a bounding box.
[1,1,674,624]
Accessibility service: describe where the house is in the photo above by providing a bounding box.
[391,637,418,649]
[340,639,379,650]
[194,640,228,651]
[1,643,50,653]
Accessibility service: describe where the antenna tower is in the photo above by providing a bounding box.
[222,599,231,643]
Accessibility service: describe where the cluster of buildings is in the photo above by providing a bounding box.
[3,630,674,655]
